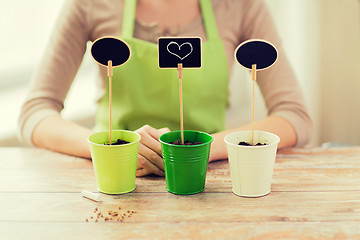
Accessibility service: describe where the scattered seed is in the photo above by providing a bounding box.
[87,207,137,222]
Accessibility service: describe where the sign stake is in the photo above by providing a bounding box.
[177,63,184,145]
[90,37,131,146]
[234,39,278,146]
[251,64,257,146]
[108,60,113,145]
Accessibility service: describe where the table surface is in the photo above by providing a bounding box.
[1,147,359,239]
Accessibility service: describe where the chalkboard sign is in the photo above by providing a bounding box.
[234,39,277,70]
[158,37,201,68]
[90,36,131,146]
[91,36,131,67]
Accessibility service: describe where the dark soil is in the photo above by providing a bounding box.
[171,139,203,145]
[238,141,268,146]
[104,139,130,145]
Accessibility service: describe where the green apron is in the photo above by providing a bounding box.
[95,0,229,134]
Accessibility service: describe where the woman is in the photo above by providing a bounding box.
[18,0,312,176]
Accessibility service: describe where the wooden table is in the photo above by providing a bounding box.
[0,147,359,239]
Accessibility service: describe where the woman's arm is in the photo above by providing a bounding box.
[230,0,313,149]
[18,0,90,148]
[32,116,93,158]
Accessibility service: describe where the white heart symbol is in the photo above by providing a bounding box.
[166,41,193,60]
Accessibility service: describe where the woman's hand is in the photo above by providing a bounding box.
[135,125,171,177]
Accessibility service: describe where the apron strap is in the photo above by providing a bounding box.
[122,0,220,41]
[199,0,221,41]
[121,0,137,39]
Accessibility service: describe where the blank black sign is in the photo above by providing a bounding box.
[158,37,201,68]
[91,37,131,67]
[235,39,277,70]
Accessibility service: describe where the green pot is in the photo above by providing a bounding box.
[159,130,213,195]
[88,130,140,194]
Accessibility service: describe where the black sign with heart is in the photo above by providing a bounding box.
[158,37,201,68]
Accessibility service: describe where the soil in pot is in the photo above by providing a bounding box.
[104,139,130,145]
[238,141,268,146]
[170,139,203,145]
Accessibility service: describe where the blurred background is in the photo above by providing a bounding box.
[0,0,359,148]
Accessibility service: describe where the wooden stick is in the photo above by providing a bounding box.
[251,64,257,146]
[108,60,113,145]
[178,63,184,145]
